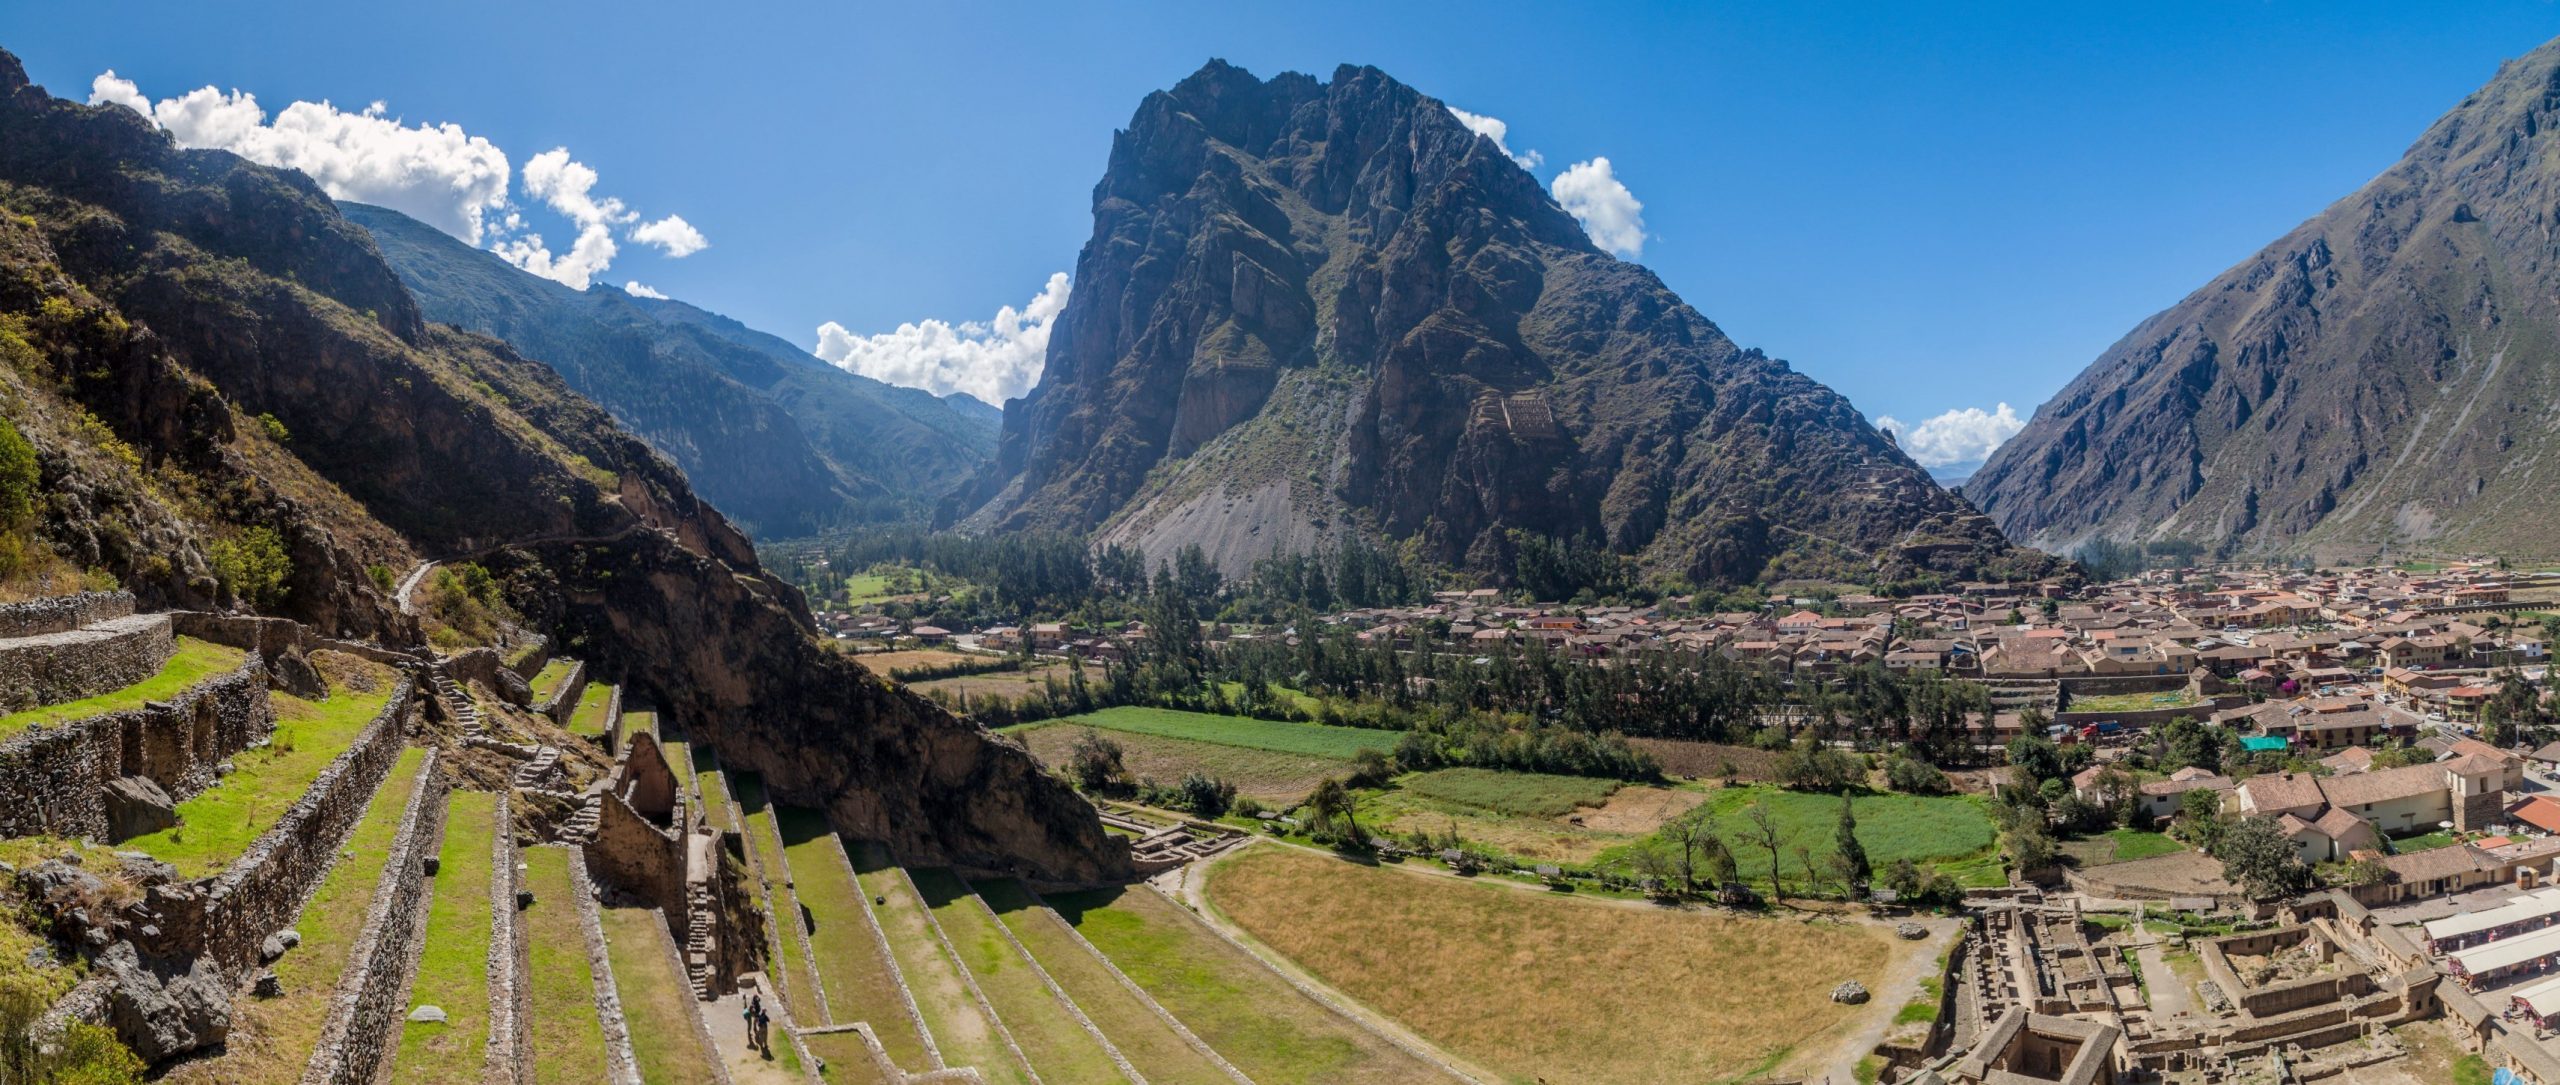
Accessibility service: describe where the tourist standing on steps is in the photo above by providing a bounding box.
[745,994,765,1053]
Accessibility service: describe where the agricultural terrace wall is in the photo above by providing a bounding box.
[506,637,551,679]
[134,678,418,974]
[301,750,448,1085]
[532,659,587,726]
[170,612,419,668]
[439,646,533,707]
[490,790,529,1085]
[585,760,687,914]
[0,654,271,839]
[0,612,175,715]
[0,591,134,637]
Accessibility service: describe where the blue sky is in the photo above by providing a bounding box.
[8,1,2559,468]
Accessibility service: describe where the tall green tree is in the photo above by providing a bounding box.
[1834,797,1870,887]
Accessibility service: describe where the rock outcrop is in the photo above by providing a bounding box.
[1968,35,2560,560]
[954,61,2044,586]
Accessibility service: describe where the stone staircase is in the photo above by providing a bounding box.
[683,880,718,1000]
[512,745,563,790]
[559,792,604,844]
[430,670,484,737]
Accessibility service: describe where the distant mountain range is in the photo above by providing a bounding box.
[949,60,2048,587]
[346,203,998,539]
[1969,35,2560,561]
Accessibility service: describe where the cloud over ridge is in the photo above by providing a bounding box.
[814,273,1071,405]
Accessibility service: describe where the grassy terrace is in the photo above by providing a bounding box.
[163,747,428,1085]
[726,773,826,1027]
[521,847,612,1084]
[622,709,656,741]
[1006,706,1398,760]
[2064,828,2188,867]
[801,1028,890,1083]
[599,906,727,1085]
[1207,845,1902,1083]
[1398,768,1619,819]
[528,659,576,702]
[833,824,1029,1085]
[567,682,617,738]
[793,818,1013,1079]
[391,790,502,1082]
[902,862,1124,1084]
[975,878,1228,1085]
[2069,690,2203,714]
[0,636,244,741]
[770,821,927,1068]
[1049,884,1440,1085]
[126,679,396,878]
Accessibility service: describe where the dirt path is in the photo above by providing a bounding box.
[708,984,809,1084]
[2136,941,2192,1018]
[1781,917,1959,1085]
[395,560,436,615]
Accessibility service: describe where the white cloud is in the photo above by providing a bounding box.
[1875,403,2028,469]
[491,223,616,291]
[87,70,704,287]
[631,214,707,258]
[1446,106,1542,170]
[1551,157,1646,259]
[813,273,1071,404]
[88,70,149,115]
[623,281,668,299]
[111,82,513,245]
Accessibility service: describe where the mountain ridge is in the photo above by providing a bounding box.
[954,59,2048,587]
[1967,36,2560,560]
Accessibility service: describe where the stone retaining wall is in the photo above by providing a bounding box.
[0,590,134,638]
[300,750,448,1085]
[0,653,271,840]
[0,612,176,715]
[536,660,588,726]
[488,790,528,1085]
[169,612,419,668]
[134,677,418,973]
[564,847,644,1085]
[586,780,687,916]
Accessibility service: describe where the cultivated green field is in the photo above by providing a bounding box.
[1009,722,1354,804]
[391,790,501,1081]
[1397,768,1620,819]
[2063,828,2186,867]
[2069,690,2202,713]
[0,637,245,740]
[1011,706,1397,760]
[529,659,576,701]
[567,682,615,738]
[1613,785,2002,888]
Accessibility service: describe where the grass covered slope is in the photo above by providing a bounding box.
[125,665,398,877]
[599,906,727,1085]
[391,790,502,1081]
[520,847,612,1085]
[1205,845,1899,1083]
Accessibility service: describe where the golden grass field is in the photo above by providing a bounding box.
[1204,845,1905,1083]
[1011,722,1351,805]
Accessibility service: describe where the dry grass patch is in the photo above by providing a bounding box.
[1205,845,1899,1083]
[1012,722,1351,805]
[848,649,985,675]
[1628,738,1784,781]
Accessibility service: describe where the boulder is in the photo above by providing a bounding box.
[1832,980,1870,1005]
[98,943,231,1065]
[258,929,301,963]
[251,970,283,998]
[1895,922,1928,940]
[408,1004,446,1024]
[267,649,327,698]
[494,667,533,705]
[104,776,179,842]
[422,855,440,876]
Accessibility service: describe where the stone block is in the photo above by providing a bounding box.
[104,776,178,843]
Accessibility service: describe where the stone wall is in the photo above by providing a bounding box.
[0,612,176,715]
[300,750,447,1085]
[0,653,271,840]
[584,738,688,915]
[0,590,134,638]
[535,659,587,726]
[134,678,418,973]
[488,790,528,1085]
[169,611,420,668]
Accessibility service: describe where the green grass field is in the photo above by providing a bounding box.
[1397,768,1621,819]
[1047,884,1439,1085]
[599,907,726,1085]
[127,682,396,877]
[391,790,501,1081]
[2062,828,2187,867]
[975,878,1230,1085]
[1613,785,2002,889]
[161,747,428,1085]
[1009,722,1354,805]
[779,827,930,1068]
[904,865,1124,1083]
[0,636,245,740]
[836,822,1029,1085]
[567,682,616,738]
[1010,706,1397,760]
[521,848,612,1085]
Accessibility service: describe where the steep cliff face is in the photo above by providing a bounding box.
[955,61,2038,586]
[346,202,998,537]
[0,50,1123,882]
[1968,36,2560,560]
